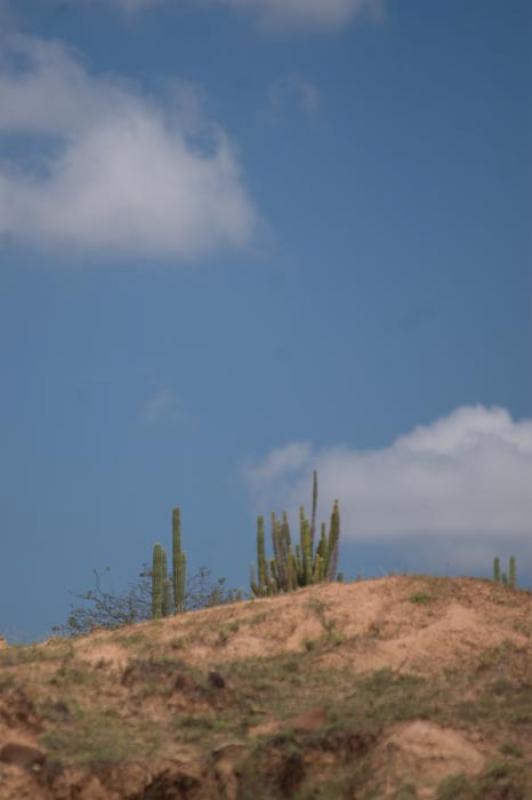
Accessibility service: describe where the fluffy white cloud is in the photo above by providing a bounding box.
[245,406,532,539]
[0,35,256,258]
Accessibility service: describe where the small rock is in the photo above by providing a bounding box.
[208,671,226,690]
[278,752,305,796]
[0,742,46,771]
[52,701,71,719]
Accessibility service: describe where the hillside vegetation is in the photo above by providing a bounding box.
[0,575,531,799]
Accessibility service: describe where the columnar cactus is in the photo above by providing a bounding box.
[493,556,517,589]
[310,469,318,552]
[162,577,174,618]
[172,507,186,614]
[325,500,340,581]
[257,515,268,595]
[509,555,516,589]
[152,543,166,619]
[250,471,341,597]
[150,507,187,619]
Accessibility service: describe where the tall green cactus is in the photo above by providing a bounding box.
[150,507,187,620]
[509,555,516,589]
[493,555,517,589]
[172,507,186,614]
[325,500,340,581]
[310,469,318,553]
[162,577,174,617]
[250,471,341,597]
[152,543,166,619]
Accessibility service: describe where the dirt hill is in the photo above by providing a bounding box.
[0,575,531,799]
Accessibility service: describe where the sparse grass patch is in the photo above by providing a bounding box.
[436,773,469,800]
[454,676,532,728]
[395,783,418,800]
[499,741,524,758]
[475,760,529,799]
[167,635,192,651]
[340,669,435,726]
[41,707,162,766]
[246,611,269,626]
[216,629,230,647]
[238,722,376,800]
[48,661,101,689]
[436,761,530,800]
[170,711,236,743]
[409,592,432,605]
[0,642,73,667]
[115,632,148,648]
[0,673,17,691]
[304,597,344,646]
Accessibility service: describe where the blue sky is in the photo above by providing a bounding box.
[0,0,531,641]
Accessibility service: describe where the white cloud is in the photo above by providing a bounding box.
[246,442,312,490]
[245,406,532,539]
[74,0,383,31]
[219,0,382,30]
[0,35,256,259]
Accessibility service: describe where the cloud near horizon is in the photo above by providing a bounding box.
[0,35,256,259]
[245,406,532,541]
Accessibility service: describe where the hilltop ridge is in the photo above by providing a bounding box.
[0,576,531,799]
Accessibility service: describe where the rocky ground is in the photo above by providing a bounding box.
[0,575,531,799]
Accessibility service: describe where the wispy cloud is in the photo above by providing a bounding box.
[72,0,384,32]
[245,405,532,540]
[0,35,256,259]
[268,75,320,119]
[219,0,383,31]
[142,389,187,424]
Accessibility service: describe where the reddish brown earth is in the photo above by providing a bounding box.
[0,575,531,799]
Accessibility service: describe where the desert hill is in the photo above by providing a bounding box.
[0,575,531,799]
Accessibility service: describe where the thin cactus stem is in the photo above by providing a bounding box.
[310,469,318,553]
[509,556,516,589]
[250,565,260,598]
[176,551,186,613]
[326,500,340,581]
[172,508,183,614]
[257,516,267,596]
[151,543,165,619]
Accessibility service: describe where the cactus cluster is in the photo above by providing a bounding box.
[250,471,341,597]
[151,507,187,619]
[493,555,517,588]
